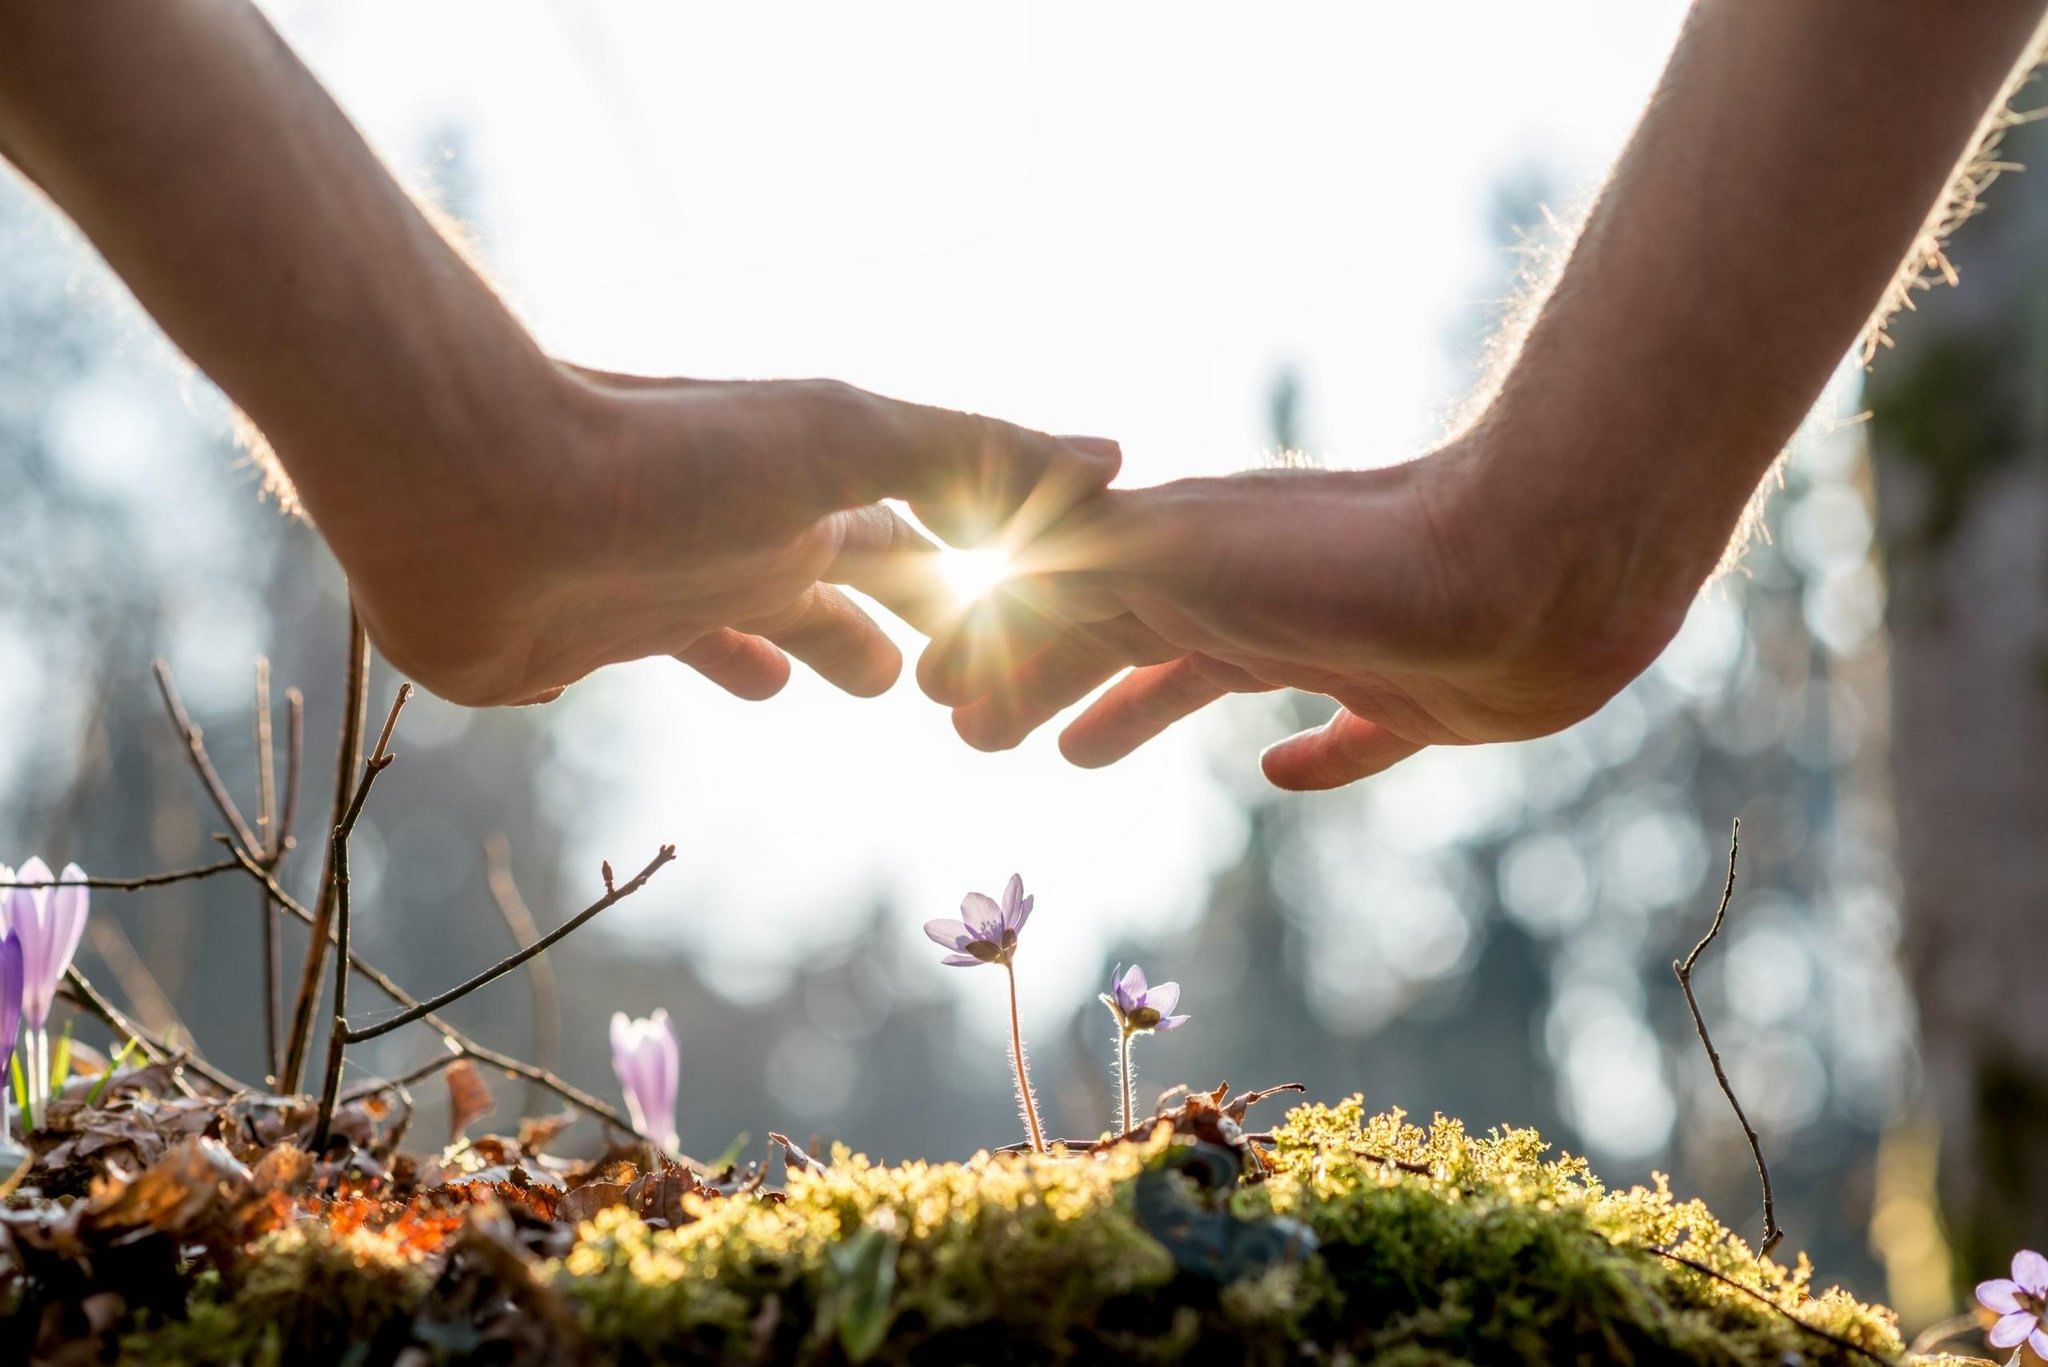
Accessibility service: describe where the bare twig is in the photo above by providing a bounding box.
[312,684,410,1149]
[1648,1247,1888,1365]
[254,659,276,853]
[0,859,242,891]
[151,660,260,855]
[338,1041,467,1105]
[278,687,305,856]
[340,845,676,1045]
[220,841,659,1145]
[281,611,369,1092]
[254,661,280,1077]
[59,966,248,1096]
[483,834,561,1114]
[1672,818,1783,1260]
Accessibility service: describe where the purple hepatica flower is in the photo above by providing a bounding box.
[610,1009,680,1153]
[924,874,1033,968]
[5,858,87,1032]
[1979,1249,2048,1356]
[1102,964,1189,1034]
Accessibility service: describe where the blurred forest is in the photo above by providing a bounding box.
[0,106,2040,1330]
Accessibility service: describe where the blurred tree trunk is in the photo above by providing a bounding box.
[1867,112,2048,1268]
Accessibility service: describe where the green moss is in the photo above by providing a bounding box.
[113,1101,1910,1364]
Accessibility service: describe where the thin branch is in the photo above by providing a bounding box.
[338,1041,466,1105]
[340,844,676,1045]
[254,661,280,1078]
[1648,1247,1888,1366]
[312,683,410,1149]
[219,841,657,1145]
[483,834,561,1114]
[278,687,305,856]
[254,659,277,854]
[151,660,260,855]
[281,611,369,1092]
[1672,818,1782,1260]
[0,859,242,891]
[59,967,248,1096]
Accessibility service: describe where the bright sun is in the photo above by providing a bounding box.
[935,547,1013,604]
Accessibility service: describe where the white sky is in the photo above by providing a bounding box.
[264,1,1692,1021]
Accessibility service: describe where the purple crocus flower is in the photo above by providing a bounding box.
[1978,1249,2048,1356]
[609,1009,679,1153]
[4,857,88,1032]
[924,874,1033,968]
[1102,964,1189,1034]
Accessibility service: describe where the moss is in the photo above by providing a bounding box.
[113,1101,1910,1364]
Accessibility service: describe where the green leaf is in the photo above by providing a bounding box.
[708,1131,750,1174]
[51,1020,73,1093]
[84,1037,142,1106]
[10,1052,28,1131]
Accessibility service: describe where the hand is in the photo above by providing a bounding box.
[924,436,1696,789]
[332,363,1119,707]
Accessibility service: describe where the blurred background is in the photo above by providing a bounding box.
[1,0,2042,1330]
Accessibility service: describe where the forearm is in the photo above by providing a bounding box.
[0,0,567,535]
[1479,0,2047,596]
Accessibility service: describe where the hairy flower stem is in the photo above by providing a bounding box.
[1002,962,1046,1154]
[1117,1029,1136,1137]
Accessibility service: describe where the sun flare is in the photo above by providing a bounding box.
[935,546,1013,604]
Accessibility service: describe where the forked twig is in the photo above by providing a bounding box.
[218,842,657,1143]
[1672,818,1782,1259]
[484,834,561,1114]
[312,683,411,1149]
[151,660,260,855]
[339,844,675,1045]
[59,966,248,1096]
[281,611,370,1092]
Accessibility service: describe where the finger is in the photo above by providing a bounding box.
[816,504,955,637]
[742,583,903,697]
[508,686,568,707]
[915,584,1068,706]
[1059,655,1267,768]
[673,629,793,701]
[776,381,1122,544]
[950,615,1184,752]
[1259,710,1426,790]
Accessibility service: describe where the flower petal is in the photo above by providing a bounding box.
[1990,1312,2039,1349]
[958,892,1003,938]
[2033,1327,2048,1360]
[1982,1280,2025,1314]
[923,918,973,949]
[1146,981,1181,1016]
[1156,1014,1191,1031]
[939,953,983,968]
[2015,1250,2048,1295]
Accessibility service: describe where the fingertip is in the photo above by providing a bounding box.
[953,706,1023,754]
[1057,721,1116,769]
[840,643,904,699]
[1058,434,1123,482]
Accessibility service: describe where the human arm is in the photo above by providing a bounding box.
[0,0,1116,705]
[931,0,2048,787]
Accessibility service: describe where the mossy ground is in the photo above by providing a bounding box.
[119,1098,1909,1365]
